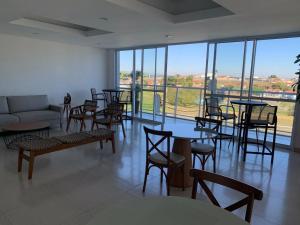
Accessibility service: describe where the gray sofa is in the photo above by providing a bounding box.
[0,95,62,129]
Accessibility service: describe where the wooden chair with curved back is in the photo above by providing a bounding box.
[191,117,221,173]
[143,126,185,196]
[66,100,97,132]
[190,169,263,223]
[92,103,126,138]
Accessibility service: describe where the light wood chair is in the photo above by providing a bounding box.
[191,117,221,172]
[143,126,185,196]
[66,100,97,132]
[92,103,126,138]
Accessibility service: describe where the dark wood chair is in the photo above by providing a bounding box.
[119,90,132,121]
[92,103,126,138]
[66,100,97,132]
[143,126,185,196]
[91,88,105,107]
[191,117,221,172]
[190,169,263,223]
[205,97,237,147]
[238,105,277,164]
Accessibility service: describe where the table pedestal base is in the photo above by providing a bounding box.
[169,138,193,188]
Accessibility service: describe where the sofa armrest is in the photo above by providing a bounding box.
[49,105,63,113]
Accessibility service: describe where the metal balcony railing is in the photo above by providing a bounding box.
[119,84,296,136]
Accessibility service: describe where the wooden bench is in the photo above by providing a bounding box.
[18,128,115,179]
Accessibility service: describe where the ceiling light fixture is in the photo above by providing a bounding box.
[165,35,174,38]
[98,17,108,21]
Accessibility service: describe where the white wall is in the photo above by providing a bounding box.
[0,33,107,105]
[106,49,116,89]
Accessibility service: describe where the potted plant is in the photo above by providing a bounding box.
[292,54,300,152]
[292,54,300,101]
[131,71,142,113]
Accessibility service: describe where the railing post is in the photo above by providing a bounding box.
[174,87,179,118]
[198,89,203,117]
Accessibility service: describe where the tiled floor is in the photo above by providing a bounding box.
[0,120,299,225]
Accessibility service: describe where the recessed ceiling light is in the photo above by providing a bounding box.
[98,17,108,21]
[165,35,174,38]
[32,32,40,35]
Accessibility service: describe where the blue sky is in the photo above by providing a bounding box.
[119,37,300,78]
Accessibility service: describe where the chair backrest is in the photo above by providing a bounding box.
[190,169,263,223]
[120,90,132,103]
[205,97,220,116]
[91,88,96,95]
[195,117,221,133]
[83,100,97,112]
[143,126,173,165]
[251,105,277,125]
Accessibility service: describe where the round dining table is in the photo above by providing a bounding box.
[161,123,218,188]
[86,197,248,225]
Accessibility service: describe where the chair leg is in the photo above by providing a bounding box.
[181,164,185,191]
[202,155,205,170]
[111,133,116,154]
[192,154,196,168]
[66,117,72,132]
[237,125,243,154]
[18,147,24,172]
[232,117,236,146]
[262,126,268,155]
[142,162,149,193]
[271,125,277,165]
[121,120,126,138]
[213,151,216,173]
[166,172,171,196]
[160,168,163,183]
[28,152,35,180]
[80,120,85,131]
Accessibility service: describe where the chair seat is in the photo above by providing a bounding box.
[70,114,92,119]
[191,142,214,154]
[149,152,185,166]
[208,112,235,120]
[221,113,235,120]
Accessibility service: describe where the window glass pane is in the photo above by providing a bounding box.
[253,37,300,140]
[215,41,244,97]
[166,43,207,119]
[119,50,133,89]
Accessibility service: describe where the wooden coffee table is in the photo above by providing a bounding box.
[1,122,50,149]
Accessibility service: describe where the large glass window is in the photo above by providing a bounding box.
[253,38,300,137]
[167,43,207,119]
[116,36,298,147]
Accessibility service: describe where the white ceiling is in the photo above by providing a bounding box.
[0,0,300,49]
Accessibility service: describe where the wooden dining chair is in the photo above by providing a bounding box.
[191,117,221,173]
[143,126,185,196]
[92,103,126,138]
[190,169,263,223]
[66,100,97,132]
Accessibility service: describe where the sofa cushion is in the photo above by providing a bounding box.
[0,97,9,114]
[14,110,60,123]
[7,95,49,113]
[0,114,19,127]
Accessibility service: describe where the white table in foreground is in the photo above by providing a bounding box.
[87,197,248,225]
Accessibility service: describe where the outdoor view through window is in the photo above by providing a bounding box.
[118,37,300,146]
